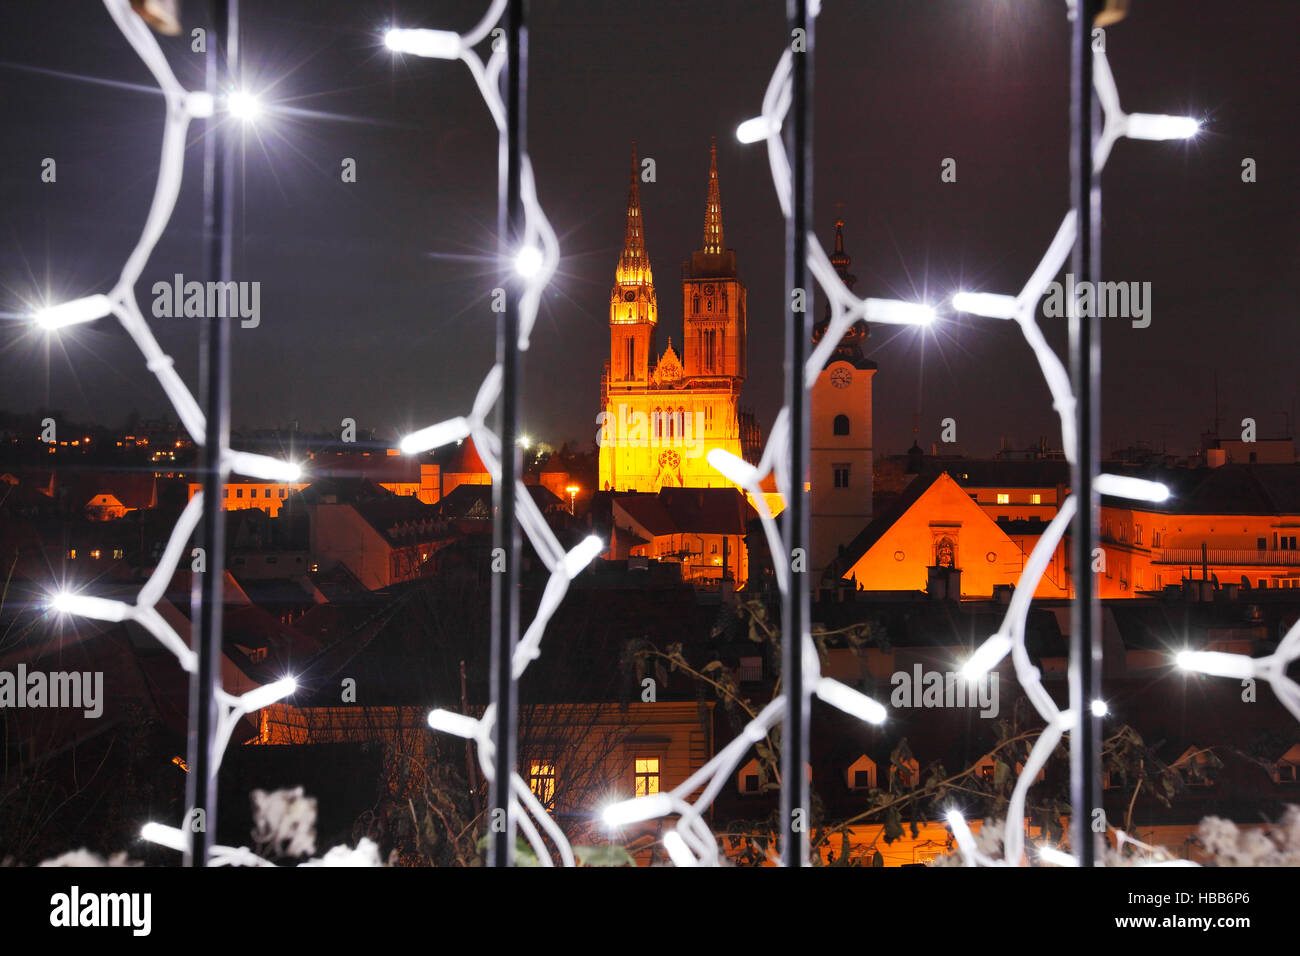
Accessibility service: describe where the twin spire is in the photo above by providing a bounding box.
[702,137,724,255]
[617,139,726,286]
[617,143,652,286]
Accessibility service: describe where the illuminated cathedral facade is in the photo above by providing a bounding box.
[598,142,750,492]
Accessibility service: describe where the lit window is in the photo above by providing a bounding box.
[634,757,660,797]
[90,549,101,559]
[529,760,556,808]
[112,549,124,559]
[1031,493,1042,504]
[67,548,77,559]
[997,493,1010,505]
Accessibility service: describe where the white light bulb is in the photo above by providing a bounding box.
[34,294,113,330]
[707,448,759,488]
[50,591,130,622]
[961,634,1013,680]
[515,245,544,278]
[1095,474,1170,503]
[602,793,673,828]
[561,535,604,579]
[384,28,462,60]
[227,90,262,121]
[1090,699,1108,717]
[816,677,887,724]
[736,116,779,144]
[1126,113,1200,141]
[186,92,215,118]
[225,450,302,483]
[238,676,297,713]
[427,708,479,739]
[1175,650,1258,680]
[951,291,1018,320]
[400,416,471,455]
[141,822,190,853]
[1037,845,1078,867]
[864,298,936,327]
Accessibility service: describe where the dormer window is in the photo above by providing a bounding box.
[847,755,877,791]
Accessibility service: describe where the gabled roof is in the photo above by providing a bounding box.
[437,481,563,519]
[836,472,943,572]
[445,438,488,475]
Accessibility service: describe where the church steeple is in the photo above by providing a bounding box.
[812,217,871,366]
[702,137,724,254]
[610,144,657,385]
[617,143,653,287]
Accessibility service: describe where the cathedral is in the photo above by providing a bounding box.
[597,141,752,492]
[594,141,876,576]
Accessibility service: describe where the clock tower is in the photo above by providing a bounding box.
[810,219,876,576]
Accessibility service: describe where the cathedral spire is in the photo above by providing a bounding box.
[702,137,724,254]
[617,143,652,287]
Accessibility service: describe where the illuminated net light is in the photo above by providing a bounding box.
[514,245,544,278]
[384,27,462,60]
[33,294,114,330]
[735,115,780,144]
[386,0,572,866]
[960,633,1013,681]
[602,10,1210,869]
[1175,649,1259,681]
[226,89,262,121]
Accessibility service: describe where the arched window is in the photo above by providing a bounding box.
[833,414,850,436]
[693,295,700,314]
[721,287,728,311]
[654,407,662,438]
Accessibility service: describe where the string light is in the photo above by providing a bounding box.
[943,41,1198,867]
[35,2,329,857]
[226,89,262,121]
[61,0,1222,869]
[615,16,1202,868]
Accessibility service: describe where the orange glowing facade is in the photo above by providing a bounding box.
[598,141,747,492]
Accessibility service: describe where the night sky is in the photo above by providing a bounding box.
[2,0,1296,457]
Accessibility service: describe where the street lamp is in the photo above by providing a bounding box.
[565,484,579,515]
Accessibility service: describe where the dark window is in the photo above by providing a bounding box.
[853,769,871,789]
[743,773,758,793]
[1259,537,1268,550]
[833,414,850,436]
[833,465,850,488]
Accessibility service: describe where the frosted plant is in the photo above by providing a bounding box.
[251,787,317,860]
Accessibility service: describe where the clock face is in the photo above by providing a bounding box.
[702,284,715,295]
[830,367,852,389]
[624,291,636,302]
